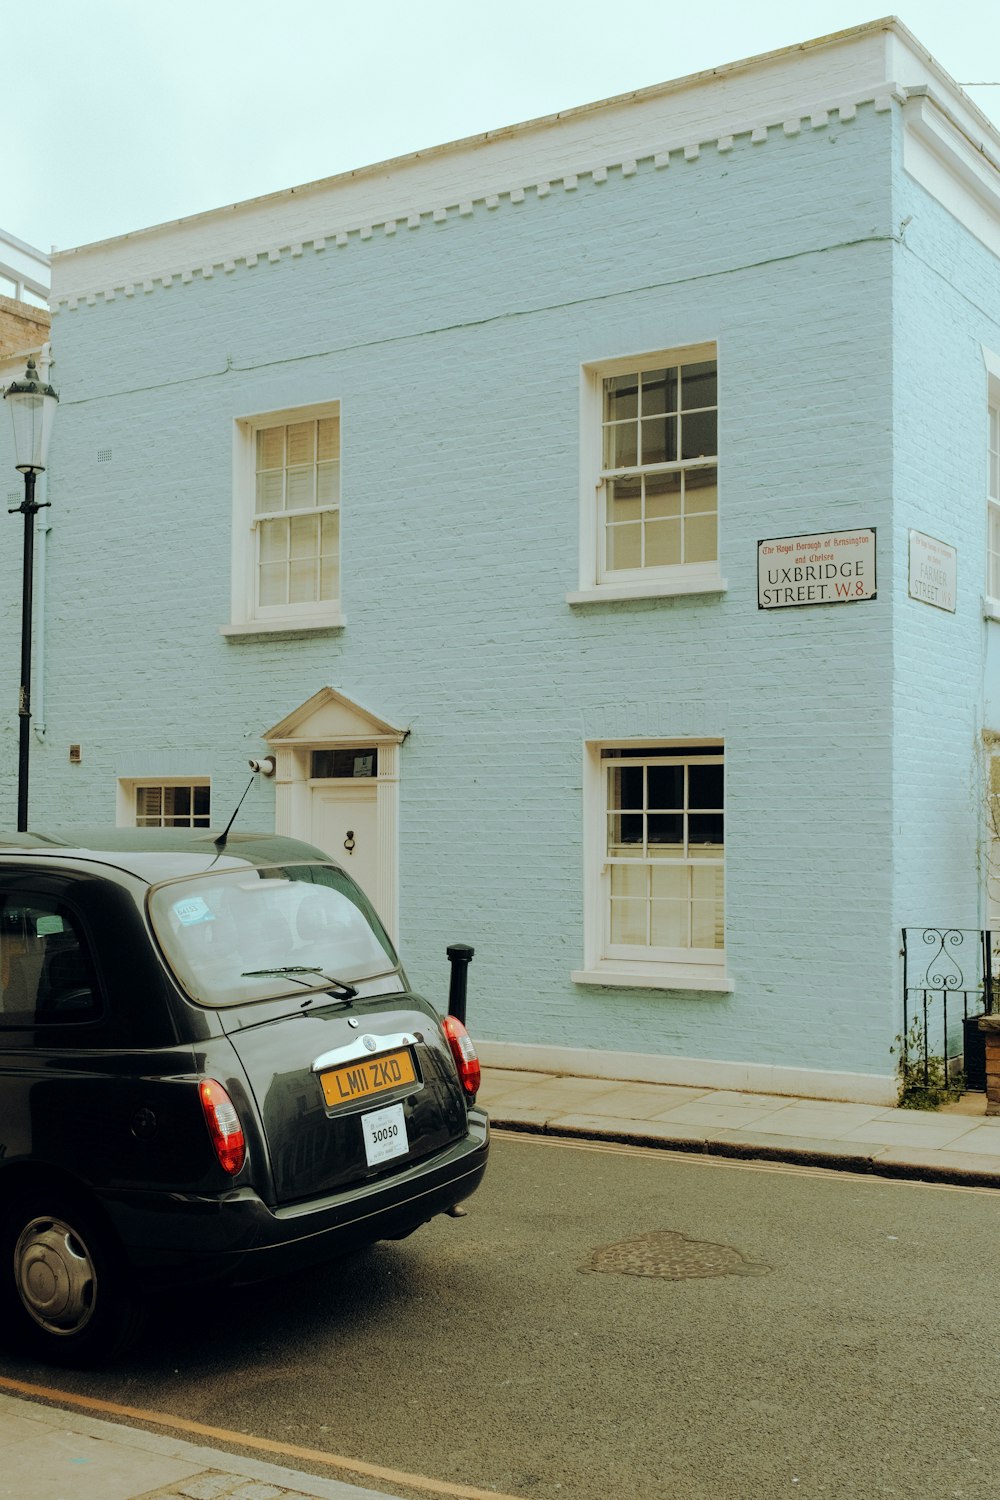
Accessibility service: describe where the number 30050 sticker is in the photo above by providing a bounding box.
[362,1103,408,1167]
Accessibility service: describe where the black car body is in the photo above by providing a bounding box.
[0,829,488,1362]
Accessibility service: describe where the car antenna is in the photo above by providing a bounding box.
[214,757,276,849]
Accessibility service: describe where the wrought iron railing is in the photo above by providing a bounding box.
[901,929,994,1089]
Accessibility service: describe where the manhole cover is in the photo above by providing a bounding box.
[582,1229,770,1281]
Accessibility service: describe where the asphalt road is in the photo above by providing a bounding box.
[5,1131,1000,1500]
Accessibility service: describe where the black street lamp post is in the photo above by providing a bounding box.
[4,357,59,832]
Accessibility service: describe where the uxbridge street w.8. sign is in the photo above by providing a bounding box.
[757,528,876,609]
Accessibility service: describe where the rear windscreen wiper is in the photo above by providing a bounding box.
[240,966,359,999]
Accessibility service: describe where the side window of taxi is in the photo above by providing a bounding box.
[0,895,100,1026]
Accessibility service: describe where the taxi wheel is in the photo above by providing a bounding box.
[1,1190,145,1365]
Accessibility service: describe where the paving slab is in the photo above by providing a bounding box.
[646,1099,799,1130]
[840,1117,983,1149]
[580,1083,712,1118]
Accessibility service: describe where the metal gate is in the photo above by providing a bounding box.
[901,929,995,1089]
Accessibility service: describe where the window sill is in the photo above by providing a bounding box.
[571,966,734,994]
[984,597,1000,623]
[567,577,728,606]
[220,614,346,639]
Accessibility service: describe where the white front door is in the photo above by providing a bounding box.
[310,781,380,910]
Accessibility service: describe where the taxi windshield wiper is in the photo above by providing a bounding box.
[240,965,359,999]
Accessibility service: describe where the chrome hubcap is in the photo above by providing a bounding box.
[14,1215,96,1336]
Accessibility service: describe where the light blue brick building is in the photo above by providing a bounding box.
[4,18,1000,1102]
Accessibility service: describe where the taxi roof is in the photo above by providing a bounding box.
[0,828,335,883]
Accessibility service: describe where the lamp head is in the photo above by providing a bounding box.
[4,357,59,473]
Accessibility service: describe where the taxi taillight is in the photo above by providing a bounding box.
[443,1015,481,1099]
[200,1078,246,1175]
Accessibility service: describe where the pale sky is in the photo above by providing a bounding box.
[8,0,1000,255]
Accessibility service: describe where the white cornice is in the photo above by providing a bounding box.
[52,91,904,314]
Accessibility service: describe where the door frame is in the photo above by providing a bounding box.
[262,690,408,942]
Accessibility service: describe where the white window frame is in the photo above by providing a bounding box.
[988,384,1000,613]
[569,344,727,605]
[117,778,212,829]
[572,739,733,993]
[224,400,346,636]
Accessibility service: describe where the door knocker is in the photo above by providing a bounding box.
[344,830,355,854]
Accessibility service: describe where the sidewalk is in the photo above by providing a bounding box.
[0,1387,399,1500]
[479,1064,1000,1186]
[4,1065,1000,1500]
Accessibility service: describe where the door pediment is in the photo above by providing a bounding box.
[263,688,408,747]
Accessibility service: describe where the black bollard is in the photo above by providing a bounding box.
[446,943,475,1025]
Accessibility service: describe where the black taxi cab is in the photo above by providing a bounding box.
[0,828,488,1363]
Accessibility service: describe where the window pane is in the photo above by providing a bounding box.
[317,416,339,461]
[164,786,192,825]
[317,461,341,505]
[312,748,379,779]
[136,786,162,826]
[286,466,315,509]
[685,467,718,513]
[610,765,644,809]
[320,513,340,600]
[688,813,724,852]
[649,899,689,947]
[691,864,722,900]
[256,470,284,514]
[320,556,339,601]
[288,514,319,602]
[647,764,684,809]
[607,476,641,523]
[259,518,286,562]
[610,899,647,945]
[288,513,318,557]
[640,413,676,466]
[257,427,284,470]
[289,562,316,604]
[684,512,717,565]
[611,863,648,899]
[608,813,644,850]
[259,562,286,607]
[650,864,688,899]
[645,473,682,518]
[605,374,638,422]
[604,421,637,470]
[644,519,681,568]
[607,522,642,571]
[689,765,723,809]
[691,899,723,949]
[646,813,684,853]
[680,408,717,460]
[639,368,674,416]
[286,421,315,466]
[680,361,717,410]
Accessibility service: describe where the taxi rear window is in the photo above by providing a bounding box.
[148,861,398,1006]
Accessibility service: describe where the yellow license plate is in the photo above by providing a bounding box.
[320,1048,417,1108]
